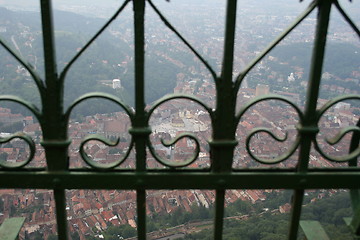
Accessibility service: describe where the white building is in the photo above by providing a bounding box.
[112,79,122,89]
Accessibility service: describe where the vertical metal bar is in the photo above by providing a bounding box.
[137,190,146,240]
[349,120,360,210]
[221,0,237,85]
[212,1,238,239]
[40,0,57,88]
[133,0,147,171]
[297,0,332,172]
[133,0,147,239]
[54,189,68,240]
[289,1,332,239]
[40,1,68,239]
[214,189,226,240]
[289,190,304,240]
[40,0,68,171]
[212,0,238,172]
[349,119,360,236]
[349,120,360,169]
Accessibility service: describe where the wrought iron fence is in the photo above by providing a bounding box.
[0,0,359,239]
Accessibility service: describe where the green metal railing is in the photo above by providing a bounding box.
[0,0,359,239]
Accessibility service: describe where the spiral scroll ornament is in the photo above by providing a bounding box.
[236,94,303,165]
[0,133,36,169]
[314,95,360,162]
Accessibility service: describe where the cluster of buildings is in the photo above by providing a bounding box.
[0,1,359,239]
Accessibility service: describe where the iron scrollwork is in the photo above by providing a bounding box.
[236,95,303,164]
[314,95,360,162]
[65,93,135,169]
[146,94,213,168]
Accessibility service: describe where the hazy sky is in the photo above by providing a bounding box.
[0,0,356,9]
[0,0,358,21]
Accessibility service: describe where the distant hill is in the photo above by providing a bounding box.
[270,42,360,79]
[0,7,180,116]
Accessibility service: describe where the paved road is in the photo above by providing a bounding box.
[155,233,185,240]
[11,35,23,57]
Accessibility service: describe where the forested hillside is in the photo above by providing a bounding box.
[0,7,180,116]
[183,191,353,240]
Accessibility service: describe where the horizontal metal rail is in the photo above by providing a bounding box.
[0,171,360,189]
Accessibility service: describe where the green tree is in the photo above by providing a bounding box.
[70,231,80,240]
[47,235,58,240]
[225,199,252,216]
[103,224,136,239]
[0,152,8,161]
[9,204,16,217]
[85,236,97,240]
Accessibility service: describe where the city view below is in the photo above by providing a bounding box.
[0,0,359,239]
